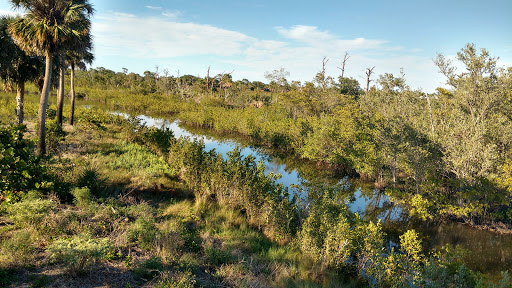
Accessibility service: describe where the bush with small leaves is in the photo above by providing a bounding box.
[47,235,110,275]
[7,197,56,227]
[76,168,105,196]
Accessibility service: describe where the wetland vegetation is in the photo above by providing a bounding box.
[1,1,512,287]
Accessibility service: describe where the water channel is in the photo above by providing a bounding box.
[133,113,511,279]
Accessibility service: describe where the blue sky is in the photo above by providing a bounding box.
[1,0,511,91]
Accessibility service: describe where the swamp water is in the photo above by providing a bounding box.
[133,113,512,278]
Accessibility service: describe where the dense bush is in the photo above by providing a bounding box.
[47,235,111,275]
[0,125,48,202]
[7,197,56,226]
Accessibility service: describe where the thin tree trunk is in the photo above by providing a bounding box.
[16,79,25,125]
[37,51,53,156]
[56,55,65,125]
[69,63,76,125]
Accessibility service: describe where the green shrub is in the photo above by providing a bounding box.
[127,218,158,250]
[0,230,35,266]
[47,235,110,275]
[133,257,164,280]
[205,246,232,267]
[46,107,56,120]
[0,125,48,203]
[45,120,66,153]
[7,198,56,227]
[0,267,14,287]
[70,187,93,207]
[104,142,172,179]
[76,168,105,196]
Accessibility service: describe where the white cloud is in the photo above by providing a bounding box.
[93,12,252,58]
[145,6,162,10]
[277,25,333,42]
[162,12,179,18]
[91,12,442,90]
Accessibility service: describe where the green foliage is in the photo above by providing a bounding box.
[45,119,66,153]
[154,271,196,288]
[133,257,164,280]
[0,124,48,203]
[7,197,56,226]
[299,185,352,268]
[70,186,93,207]
[0,230,35,266]
[76,167,105,196]
[127,217,158,250]
[0,267,14,287]
[168,140,299,242]
[103,141,172,178]
[47,235,110,275]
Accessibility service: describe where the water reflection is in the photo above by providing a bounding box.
[126,112,511,278]
[133,114,400,221]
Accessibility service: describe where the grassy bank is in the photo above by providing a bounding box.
[0,106,364,287]
[1,91,511,287]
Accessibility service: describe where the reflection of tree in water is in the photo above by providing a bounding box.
[419,222,512,277]
[144,113,512,279]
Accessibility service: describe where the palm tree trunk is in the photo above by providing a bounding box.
[16,78,25,125]
[69,63,76,125]
[37,50,53,156]
[56,55,65,125]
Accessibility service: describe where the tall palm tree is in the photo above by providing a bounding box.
[8,0,93,155]
[0,16,42,125]
[67,35,93,125]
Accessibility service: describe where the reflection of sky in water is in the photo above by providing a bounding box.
[127,113,400,220]
[96,110,511,276]
[136,115,303,190]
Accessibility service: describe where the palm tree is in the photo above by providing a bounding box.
[56,31,92,126]
[0,16,43,125]
[8,0,93,155]
[67,36,93,125]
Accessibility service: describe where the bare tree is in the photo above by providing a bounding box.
[338,52,350,79]
[365,66,375,98]
[154,65,160,86]
[206,66,211,95]
[176,70,183,99]
[219,70,234,100]
[162,68,169,94]
[321,57,329,91]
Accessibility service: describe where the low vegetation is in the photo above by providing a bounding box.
[0,102,510,287]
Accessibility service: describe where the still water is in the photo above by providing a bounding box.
[136,113,511,278]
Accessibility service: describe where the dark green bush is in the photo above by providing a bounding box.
[0,124,48,203]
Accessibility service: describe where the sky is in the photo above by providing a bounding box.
[1,0,511,91]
